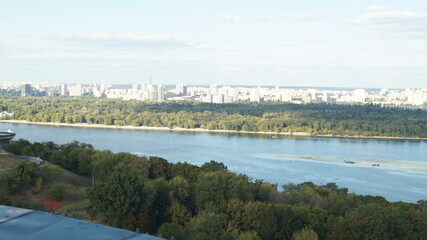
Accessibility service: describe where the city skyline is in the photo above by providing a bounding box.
[2,81,426,108]
[1,1,427,88]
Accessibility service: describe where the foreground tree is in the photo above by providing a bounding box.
[86,166,156,231]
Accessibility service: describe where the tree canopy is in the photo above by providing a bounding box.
[1,97,426,137]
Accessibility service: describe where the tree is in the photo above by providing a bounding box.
[3,174,19,195]
[292,227,319,240]
[195,171,253,211]
[187,213,233,240]
[168,176,190,203]
[13,162,39,185]
[168,201,192,227]
[148,178,170,232]
[35,177,43,191]
[87,166,156,231]
[171,162,201,183]
[148,157,171,180]
[237,231,261,240]
[47,185,65,201]
[157,223,185,240]
[201,160,228,172]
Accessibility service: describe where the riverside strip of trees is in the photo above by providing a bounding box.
[2,139,427,240]
[1,97,426,138]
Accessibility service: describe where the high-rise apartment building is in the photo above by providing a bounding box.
[157,85,165,102]
[21,84,31,97]
[69,84,82,96]
[176,84,188,95]
[60,84,68,96]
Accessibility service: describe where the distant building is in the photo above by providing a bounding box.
[157,85,165,102]
[106,88,127,99]
[201,93,213,103]
[209,85,218,96]
[406,88,425,106]
[352,89,366,103]
[92,83,104,97]
[176,84,188,95]
[3,80,427,108]
[250,87,260,103]
[132,84,138,92]
[68,84,82,96]
[21,84,31,97]
[100,83,111,93]
[45,88,54,97]
[60,84,68,96]
[212,94,225,104]
[0,111,13,119]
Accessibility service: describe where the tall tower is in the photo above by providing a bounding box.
[157,85,165,102]
[60,84,68,96]
[176,84,188,95]
[21,84,31,97]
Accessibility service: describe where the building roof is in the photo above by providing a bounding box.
[0,205,163,240]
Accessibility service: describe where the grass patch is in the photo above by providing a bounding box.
[0,153,26,169]
[1,160,92,221]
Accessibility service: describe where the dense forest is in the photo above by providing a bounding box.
[2,139,427,240]
[0,97,426,138]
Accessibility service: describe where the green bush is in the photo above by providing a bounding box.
[47,185,65,201]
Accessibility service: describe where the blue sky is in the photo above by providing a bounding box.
[1,0,426,88]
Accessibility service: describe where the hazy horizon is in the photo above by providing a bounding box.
[1,1,427,88]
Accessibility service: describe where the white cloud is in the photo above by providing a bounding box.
[366,5,391,12]
[219,15,251,22]
[32,32,199,48]
[354,11,427,26]
[258,14,325,22]
[109,63,122,68]
[222,65,240,72]
[279,40,326,46]
[381,32,427,39]
[195,44,239,51]
[30,32,241,51]
[353,9,427,39]
[279,40,304,46]
[275,68,305,73]
[220,13,329,22]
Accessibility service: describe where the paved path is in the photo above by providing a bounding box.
[18,156,44,165]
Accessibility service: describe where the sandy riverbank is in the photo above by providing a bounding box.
[1,120,426,140]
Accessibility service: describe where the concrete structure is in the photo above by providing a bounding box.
[352,89,366,103]
[176,84,187,95]
[0,205,163,240]
[406,88,425,106]
[21,84,31,97]
[0,111,13,119]
[68,84,82,96]
[157,85,165,102]
[0,130,15,141]
[60,84,68,96]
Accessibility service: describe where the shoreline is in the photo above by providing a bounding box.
[1,119,426,141]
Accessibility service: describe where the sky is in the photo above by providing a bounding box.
[1,0,427,88]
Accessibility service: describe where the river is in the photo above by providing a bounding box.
[2,122,427,202]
